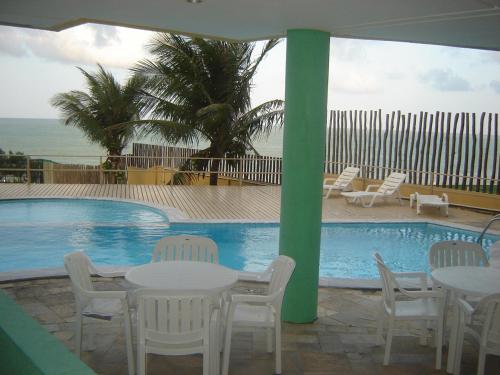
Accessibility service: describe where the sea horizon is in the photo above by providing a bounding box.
[0,117,285,164]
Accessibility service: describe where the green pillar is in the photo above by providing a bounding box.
[280,29,330,323]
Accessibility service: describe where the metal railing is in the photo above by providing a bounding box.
[1,154,499,193]
[477,214,500,244]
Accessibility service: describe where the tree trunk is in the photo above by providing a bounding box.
[209,157,221,185]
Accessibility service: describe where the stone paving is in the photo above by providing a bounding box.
[2,277,500,375]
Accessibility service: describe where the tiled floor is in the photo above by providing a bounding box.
[2,277,499,375]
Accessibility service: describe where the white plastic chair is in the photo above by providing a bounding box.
[134,289,220,375]
[454,293,500,375]
[221,255,296,375]
[151,235,219,263]
[341,172,406,207]
[429,240,489,271]
[323,166,360,199]
[374,252,445,369]
[64,251,134,375]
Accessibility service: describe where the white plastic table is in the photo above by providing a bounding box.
[431,266,500,373]
[125,261,238,294]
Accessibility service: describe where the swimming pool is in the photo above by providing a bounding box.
[0,199,498,279]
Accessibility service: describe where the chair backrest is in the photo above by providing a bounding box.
[332,167,360,188]
[135,289,212,356]
[151,235,219,263]
[267,255,296,312]
[429,240,489,270]
[64,251,94,306]
[373,253,398,314]
[377,173,406,195]
[472,293,500,348]
[64,251,94,291]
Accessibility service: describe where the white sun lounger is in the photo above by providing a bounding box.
[323,167,360,199]
[341,172,406,207]
[414,192,449,216]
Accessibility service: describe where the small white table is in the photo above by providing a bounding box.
[125,261,238,294]
[410,193,449,216]
[431,266,500,373]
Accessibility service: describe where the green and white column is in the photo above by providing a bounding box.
[280,29,330,323]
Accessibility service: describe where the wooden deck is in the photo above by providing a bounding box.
[0,184,282,221]
[0,183,495,227]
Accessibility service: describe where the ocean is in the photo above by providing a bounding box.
[0,118,496,179]
[0,118,284,164]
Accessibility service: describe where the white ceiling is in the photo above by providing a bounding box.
[1,0,500,50]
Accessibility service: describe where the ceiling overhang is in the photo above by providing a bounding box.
[1,0,500,51]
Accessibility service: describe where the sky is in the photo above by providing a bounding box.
[0,23,499,119]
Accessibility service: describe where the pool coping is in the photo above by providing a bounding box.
[1,196,498,288]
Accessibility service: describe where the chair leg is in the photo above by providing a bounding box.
[453,323,465,375]
[477,347,486,375]
[435,316,444,370]
[275,322,282,374]
[75,312,83,357]
[221,305,235,375]
[202,349,209,375]
[123,311,135,375]
[137,344,146,375]
[267,327,273,353]
[419,321,428,346]
[376,306,385,346]
[383,318,394,365]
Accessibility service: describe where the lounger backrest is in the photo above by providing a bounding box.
[377,173,406,195]
[332,167,360,188]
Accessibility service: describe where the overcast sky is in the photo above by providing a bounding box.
[0,23,499,119]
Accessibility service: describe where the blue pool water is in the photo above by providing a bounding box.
[0,199,498,279]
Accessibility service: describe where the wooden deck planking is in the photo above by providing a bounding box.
[0,184,281,220]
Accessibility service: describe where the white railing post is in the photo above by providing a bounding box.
[99,156,103,184]
[26,155,31,185]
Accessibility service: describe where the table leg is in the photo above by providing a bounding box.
[446,291,461,374]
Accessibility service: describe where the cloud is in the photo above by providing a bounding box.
[332,38,369,63]
[0,24,153,69]
[490,80,500,94]
[385,71,404,80]
[331,70,380,94]
[419,68,472,91]
[91,24,121,47]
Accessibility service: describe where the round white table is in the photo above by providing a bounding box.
[431,266,500,373]
[431,266,500,297]
[125,261,238,293]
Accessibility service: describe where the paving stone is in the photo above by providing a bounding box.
[6,277,498,375]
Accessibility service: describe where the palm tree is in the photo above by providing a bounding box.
[51,64,145,182]
[134,34,284,185]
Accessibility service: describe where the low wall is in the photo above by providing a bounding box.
[0,291,95,375]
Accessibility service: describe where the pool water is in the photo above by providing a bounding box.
[0,199,498,278]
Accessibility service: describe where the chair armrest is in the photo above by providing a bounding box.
[400,289,444,299]
[457,298,474,317]
[95,270,125,278]
[82,290,128,300]
[86,262,124,278]
[231,290,280,304]
[237,271,271,283]
[323,178,337,185]
[393,271,428,290]
[365,184,380,192]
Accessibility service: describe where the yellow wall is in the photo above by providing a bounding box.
[127,167,256,186]
[324,173,500,211]
[127,166,174,185]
